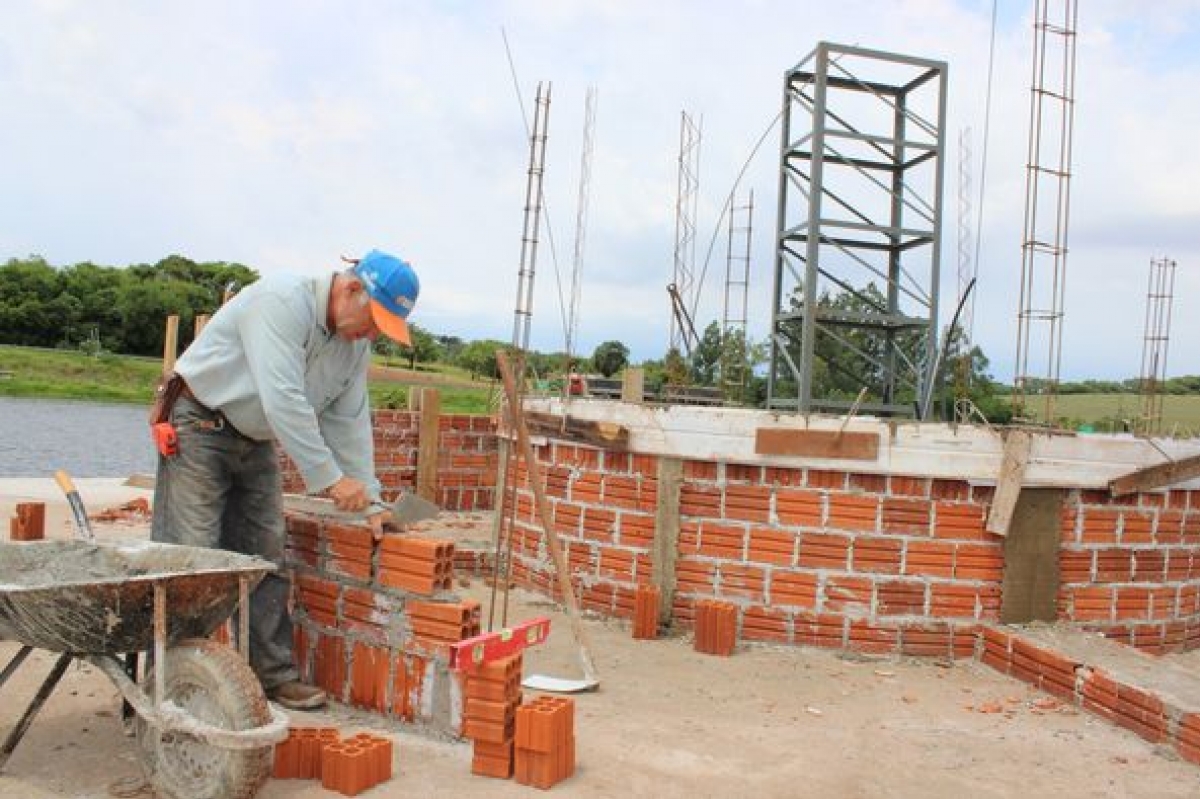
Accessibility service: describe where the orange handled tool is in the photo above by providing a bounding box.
[54,469,96,542]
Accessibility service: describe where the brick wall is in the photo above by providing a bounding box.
[503,441,1200,658]
[280,410,498,511]
[285,512,470,733]
[1058,488,1200,653]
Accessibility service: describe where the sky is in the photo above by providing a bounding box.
[1,1,1198,381]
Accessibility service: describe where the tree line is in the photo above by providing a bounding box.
[5,256,1191,413]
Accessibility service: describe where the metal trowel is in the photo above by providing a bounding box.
[283,491,441,526]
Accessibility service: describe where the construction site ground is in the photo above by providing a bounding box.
[2,479,1200,798]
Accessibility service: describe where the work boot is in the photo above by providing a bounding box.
[267,680,327,711]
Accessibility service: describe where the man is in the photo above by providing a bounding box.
[151,249,419,710]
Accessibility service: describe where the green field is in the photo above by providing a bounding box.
[1012,393,1200,435]
[0,345,495,414]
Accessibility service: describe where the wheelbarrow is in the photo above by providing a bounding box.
[0,539,290,799]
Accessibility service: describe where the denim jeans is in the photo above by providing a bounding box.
[150,396,297,690]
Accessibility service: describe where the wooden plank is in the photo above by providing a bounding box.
[1109,451,1200,497]
[985,429,1032,537]
[754,428,879,460]
[496,350,599,685]
[416,388,441,502]
[525,411,629,450]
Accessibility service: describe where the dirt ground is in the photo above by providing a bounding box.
[3,479,1200,798]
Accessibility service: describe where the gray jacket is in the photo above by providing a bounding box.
[175,271,381,500]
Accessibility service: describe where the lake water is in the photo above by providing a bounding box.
[0,396,157,477]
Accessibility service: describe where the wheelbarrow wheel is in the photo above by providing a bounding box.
[135,638,272,799]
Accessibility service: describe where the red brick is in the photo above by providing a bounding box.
[876,580,927,616]
[698,520,746,560]
[724,484,772,523]
[775,488,823,527]
[903,540,955,578]
[930,480,969,501]
[1121,511,1154,544]
[681,483,722,517]
[794,611,845,648]
[1080,508,1120,544]
[741,606,790,642]
[770,570,818,609]
[881,497,931,535]
[823,575,873,614]
[1092,548,1132,582]
[1058,548,1093,584]
[725,463,763,483]
[888,476,930,497]
[852,536,903,574]
[954,542,1003,581]
[933,502,987,540]
[764,466,805,486]
[675,558,716,593]
[747,526,796,566]
[617,512,654,548]
[603,474,656,511]
[1069,586,1114,622]
[847,619,900,654]
[806,469,847,490]
[598,546,636,581]
[718,563,766,601]
[683,460,719,480]
[827,493,878,532]
[798,532,851,569]
[848,473,887,493]
[578,505,616,542]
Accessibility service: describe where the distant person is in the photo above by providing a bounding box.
[150,250,420,710]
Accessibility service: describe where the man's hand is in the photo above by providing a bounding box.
[329,477,369,512]
[368,508,392,541]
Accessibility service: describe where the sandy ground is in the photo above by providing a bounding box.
[3,480,1200,798]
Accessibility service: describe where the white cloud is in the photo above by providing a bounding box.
[1,0,1198,379]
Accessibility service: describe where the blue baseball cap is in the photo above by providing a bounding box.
[353,250,419,345]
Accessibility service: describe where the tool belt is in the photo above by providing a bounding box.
[148,372,249,456]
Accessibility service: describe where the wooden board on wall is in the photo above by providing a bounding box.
[754,428,880,460]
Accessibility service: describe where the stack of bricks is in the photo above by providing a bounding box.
[407,599,482,646]
[464,653,524,779]
[514,695,576,789]
[321,732,394,796]
[694,599,737,656]
[632,584,660,640]
[379,536,454,594]
[9,502,45,541]
[272,726,340,780]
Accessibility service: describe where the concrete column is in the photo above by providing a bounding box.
[1000,488,1063,623]
[653,456,682,625]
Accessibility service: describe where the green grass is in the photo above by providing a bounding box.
[0,345,161,403]
[1012,392,1200,435]
[0,344,497,414]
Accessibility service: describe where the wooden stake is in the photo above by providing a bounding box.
[162,314,179,374]
[416,388,441,502]
[496,350,599,685]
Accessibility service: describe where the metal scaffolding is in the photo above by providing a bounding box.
[1012,0,1078,422]
[767,42,947,417]
[1138,256,1177,435]
[669,111,701,356]
[511,82,552,352]
[721,191,754,400]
